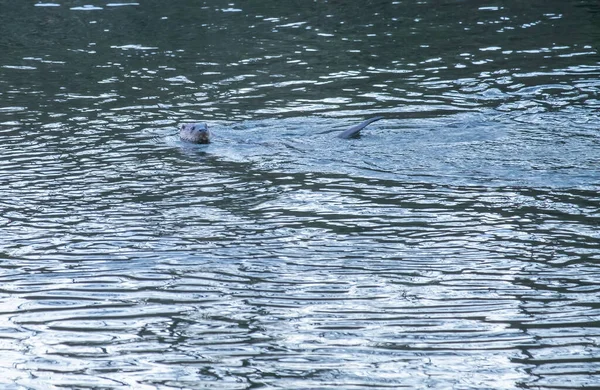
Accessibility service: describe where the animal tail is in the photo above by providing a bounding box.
[337,116,384,139]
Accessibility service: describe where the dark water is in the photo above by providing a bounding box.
[1,1,600,389]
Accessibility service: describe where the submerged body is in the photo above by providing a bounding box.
[179,117,383,144]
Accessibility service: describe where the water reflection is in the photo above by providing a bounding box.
[1,0,599,388]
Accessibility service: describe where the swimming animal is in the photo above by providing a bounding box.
[179,123,211,144]
[179,117,383,144]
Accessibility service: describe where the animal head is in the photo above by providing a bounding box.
[180,123,211,144]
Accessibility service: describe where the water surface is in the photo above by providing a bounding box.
[1,1,599,389]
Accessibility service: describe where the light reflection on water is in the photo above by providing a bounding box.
[1,0,600,389]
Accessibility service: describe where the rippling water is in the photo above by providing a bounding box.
[1,1,600,389]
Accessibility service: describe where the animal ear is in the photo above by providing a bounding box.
[181,124,185,130]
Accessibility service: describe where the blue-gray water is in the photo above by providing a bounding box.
[1,1,600,389]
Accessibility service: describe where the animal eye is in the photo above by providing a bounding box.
[181,125,185,130]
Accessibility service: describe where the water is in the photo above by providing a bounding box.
[1,1,599,389]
